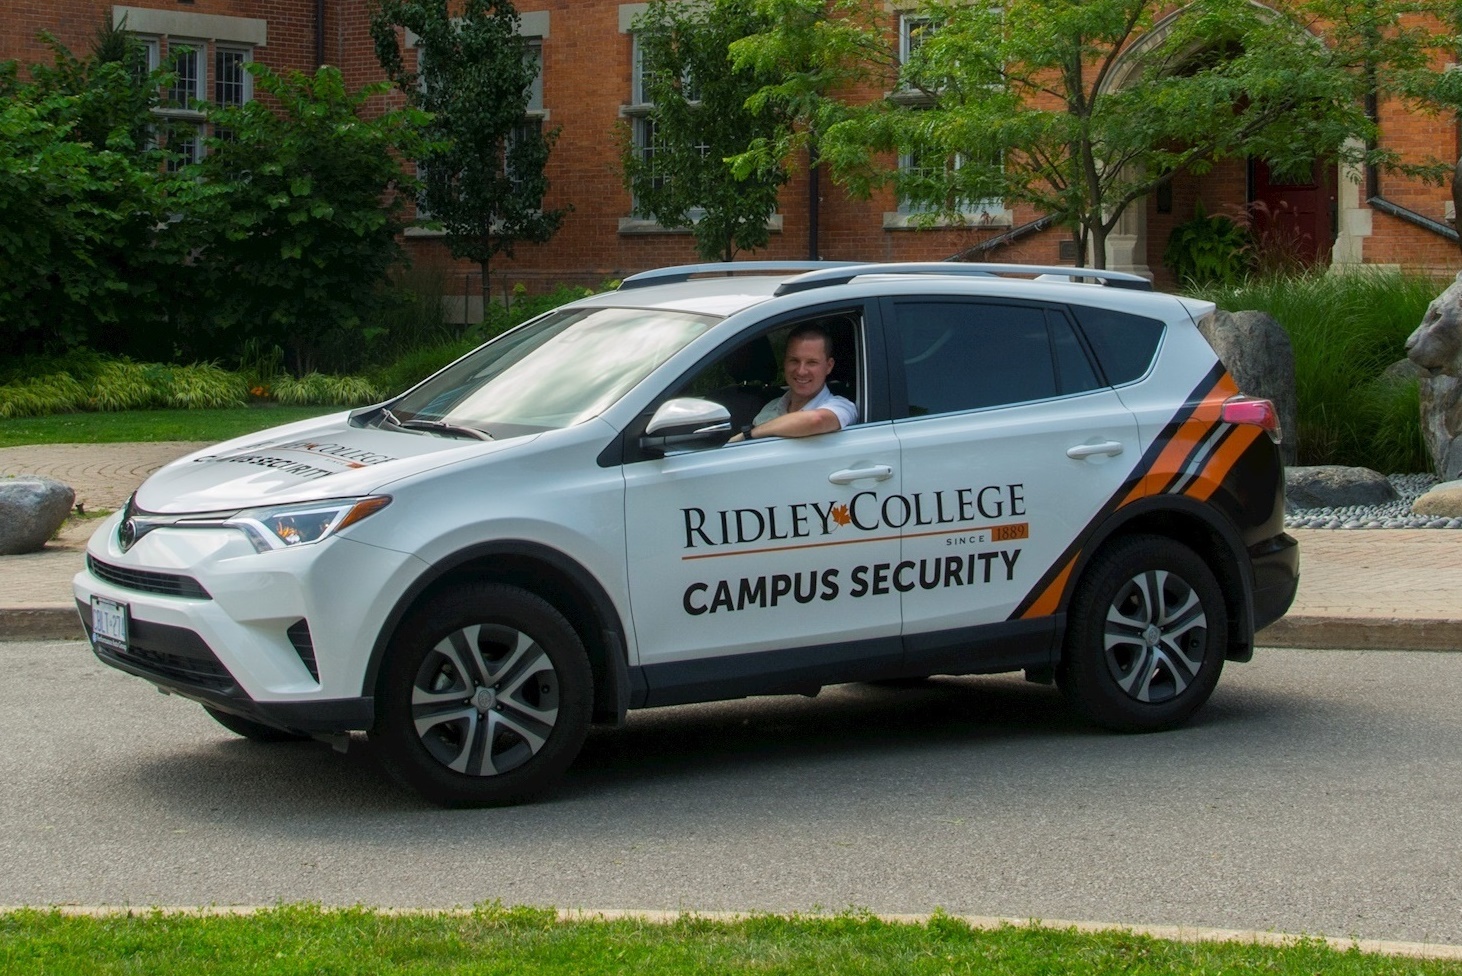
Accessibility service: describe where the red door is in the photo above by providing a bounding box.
[1250,160,1335,265]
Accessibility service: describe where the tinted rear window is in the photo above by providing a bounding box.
[1070,306,1165,385]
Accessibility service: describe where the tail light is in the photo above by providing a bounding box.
[1222,394,1281,442]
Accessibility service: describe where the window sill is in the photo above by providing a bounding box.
[404,226,445,238]
[883,210,1012,231]
[619,214,784,235]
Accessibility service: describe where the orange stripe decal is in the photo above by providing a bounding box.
[1118,375,1233,507]
[1186,423,1263,502]
[1020,554,1077,619]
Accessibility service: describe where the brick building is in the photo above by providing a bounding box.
[6,0,1459,300]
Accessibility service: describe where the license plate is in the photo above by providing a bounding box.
[91,596,129,652]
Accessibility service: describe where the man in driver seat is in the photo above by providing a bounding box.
[732,323,857,441]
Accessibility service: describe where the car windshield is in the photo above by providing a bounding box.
[389,305,720,437]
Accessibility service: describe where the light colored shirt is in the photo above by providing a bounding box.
[753,384,859,429]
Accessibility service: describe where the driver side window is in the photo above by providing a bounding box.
[676,311,864,434]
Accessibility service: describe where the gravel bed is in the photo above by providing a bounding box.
[1285,473,1462,529]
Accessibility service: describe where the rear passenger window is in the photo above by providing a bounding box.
[894,301,1101,416]
[1070,306,1165,385]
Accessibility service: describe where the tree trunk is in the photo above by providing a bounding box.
[478,258,491,325]
[1089,223,1108,270]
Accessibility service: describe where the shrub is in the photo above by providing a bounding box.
[89,360,165,411]
[0,373,88,418]
[369,338,481,396]
[1186,269,1438,471]
[273,373,385,406]
[163,363,249,409]
[1163,199,1251,287]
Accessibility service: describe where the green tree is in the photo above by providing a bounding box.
[0,27,176,357]
[732,0,1458,267]
[622,0,797,262]
[179,64,428,373]
[372,0,567,306]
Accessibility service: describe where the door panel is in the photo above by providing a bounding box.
[885,298,1141,658]
[893,391,1140,638]
[623,427,905,672]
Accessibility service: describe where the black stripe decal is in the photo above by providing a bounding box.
[1007,362,1229,621]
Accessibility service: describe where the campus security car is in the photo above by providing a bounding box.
[75,262,1298,806]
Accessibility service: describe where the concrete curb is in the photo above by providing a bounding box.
[0,608,83,642]
[2,905,1458,959]
[6,607,1462,651]
[1257,615,1462,652]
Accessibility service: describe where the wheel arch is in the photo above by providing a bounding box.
[1064,497,1257,664]
[364,541,636,726]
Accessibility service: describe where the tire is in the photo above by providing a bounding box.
[203,706,310,743]
[371,583,593,807]
[1058,534,1227,732]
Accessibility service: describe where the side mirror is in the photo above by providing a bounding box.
[640,397,733,454]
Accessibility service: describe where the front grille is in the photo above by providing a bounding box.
[115,642,235,691]
[79,604,236,693]
[287,618,319,681]
[88,556,211,600]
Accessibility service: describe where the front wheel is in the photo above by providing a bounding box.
[372,583,592,807]
[1059,535,1227,732]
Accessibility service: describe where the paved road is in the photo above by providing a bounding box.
[3,641,1459,945]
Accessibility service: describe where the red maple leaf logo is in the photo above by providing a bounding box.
[830,503,851,527]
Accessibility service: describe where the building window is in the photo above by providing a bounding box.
[136,34,254,168]
[623,35,704,213]
[411,33,547,225]
[889,14,1007,227]
[900,15,940,66]
[625,37,662,204]
[214,47,252,108]
[165,39,204,108]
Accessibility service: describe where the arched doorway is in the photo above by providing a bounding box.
[1097,4,1334,279]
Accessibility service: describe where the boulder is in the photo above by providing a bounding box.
[1285,465,1398,511]
[1413,479,1462,517]
[0,476,76,555]
[1198,309,1298,466]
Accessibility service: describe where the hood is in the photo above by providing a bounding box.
[133,413,530,514]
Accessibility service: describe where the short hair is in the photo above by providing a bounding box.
[786,323,833,359]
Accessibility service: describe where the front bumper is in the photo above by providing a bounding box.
[74,511,424,731]
[76,598,373,733]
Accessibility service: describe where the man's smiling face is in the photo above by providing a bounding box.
[783,335,834,404]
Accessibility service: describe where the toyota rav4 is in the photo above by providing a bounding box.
[75,262,1299,806]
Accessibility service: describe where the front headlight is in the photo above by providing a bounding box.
[227,496,392,553]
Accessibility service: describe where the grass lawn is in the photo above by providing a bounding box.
[0,406,339,448]
[2,906,1458,976]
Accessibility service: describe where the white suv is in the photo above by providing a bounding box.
[75,262,1298,806]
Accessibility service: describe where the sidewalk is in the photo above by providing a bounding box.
[3,443,1461,649]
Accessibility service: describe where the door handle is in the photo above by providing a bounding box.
[1066,440,1125,460]
[829,464,894,485]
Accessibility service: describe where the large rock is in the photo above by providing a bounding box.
[1413,479,1462,517]
[1285,465,1398,511]
[0,476,76,555]
[1198,309,1298,466]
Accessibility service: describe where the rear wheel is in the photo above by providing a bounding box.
[203,706,309,743]
[1059,535,1227,732]
[372,583,592,807]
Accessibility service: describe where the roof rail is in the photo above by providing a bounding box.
[617,261,862,291]
[774,262,1153,295]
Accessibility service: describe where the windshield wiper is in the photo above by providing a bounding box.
[397,418,494,441]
